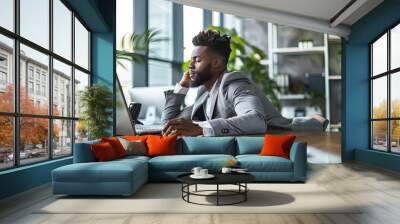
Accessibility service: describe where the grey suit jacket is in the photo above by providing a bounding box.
[162,71,323,136]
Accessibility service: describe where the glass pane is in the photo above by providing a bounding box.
[148,0,173,60]
[241,19,268,53]
[372,33,387,76]
[148,60,172,86]
[116,0,133,53]
[223,14,242,35]
[20,117,49,165]
[53,0,72,60]
[75,120,88,143]
[183,5,203,61]
[74,69,89,118]
[20,0,49,49]
[391,24,400,70]
[276,25,324,48]
[391,72,400,118]
[0,35,14,112]
[212,11,221,26]
[329,39,342,77]
[74,18,89,70]
[372,121,388,151]
[53,119,72,157]
[372,77,387,119]
[0,0,14,31]
[0,116,13,170]
[53,59,72,117]
[20,44,49,115]
[391,120,400,153]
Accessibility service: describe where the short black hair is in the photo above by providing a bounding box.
[192,30,231,63]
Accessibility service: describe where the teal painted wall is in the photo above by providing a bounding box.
[344,0,400,171]
[0,0,116,200]
[0,158,72,199]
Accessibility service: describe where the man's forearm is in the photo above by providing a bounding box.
[161,84,190,124]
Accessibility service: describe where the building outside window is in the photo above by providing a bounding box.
[28,81,34,94]
[370,23,400,153]
[0,0,91,170]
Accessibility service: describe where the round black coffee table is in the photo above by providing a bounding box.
[177,173,255,206]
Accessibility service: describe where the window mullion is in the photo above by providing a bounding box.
[49,0,54,160]
[14,0,21,166]
[71,10,76,152]
[387,30,391,152]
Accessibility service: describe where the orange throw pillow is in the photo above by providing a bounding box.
[101,137,127,158]
[259,134,296,159]
[91,142,118,161]
[146,135,177,157]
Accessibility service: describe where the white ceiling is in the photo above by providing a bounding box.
[167,0,384,37]
[225,0,352,24]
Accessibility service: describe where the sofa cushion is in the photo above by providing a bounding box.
[179,137,235,155]
[260,134,296,159]
[148,154,235,172]
[147,135,177,157]
[236,155,293,172]
[235,137,264,155]
[52,158,147,183]
[91,142,118,161]
[101,137,127,158]
[118,137,147,156]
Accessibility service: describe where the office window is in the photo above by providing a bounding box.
[0,0,14,31]
[53,119,72,158]
[74,18,89,70]
[20,0,49,49]
[148,60,172,86]
[183,5,203,60]
[0,35,13,113]
[0,1,91,169]
[20,44,49,115]
[0,116,13,170]
[53,0,72,60]
[148,0,173,60]
[74,69,89,118]
[391,24,400,70]
[19,117,49,165]
[53,59,72,116]
[370,23,400,153]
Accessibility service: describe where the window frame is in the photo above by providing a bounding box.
[369,20,400,154]
[0,0,92,171]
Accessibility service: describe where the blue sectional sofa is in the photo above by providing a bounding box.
[52,136,307,196]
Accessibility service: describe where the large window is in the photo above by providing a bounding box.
[0,0,91,170]
[370,23,400,153]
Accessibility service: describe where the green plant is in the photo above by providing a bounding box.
[116,29,167,68]
[79,84,113,140]
[182,26,280,108]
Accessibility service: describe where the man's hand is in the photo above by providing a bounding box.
[179,71,191,88]
[162,118,203,136]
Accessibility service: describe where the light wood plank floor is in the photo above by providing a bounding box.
[1,162,400,224]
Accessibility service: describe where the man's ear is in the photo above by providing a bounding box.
[211,57,224,70]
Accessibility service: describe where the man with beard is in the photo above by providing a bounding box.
[161,30,328,136]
